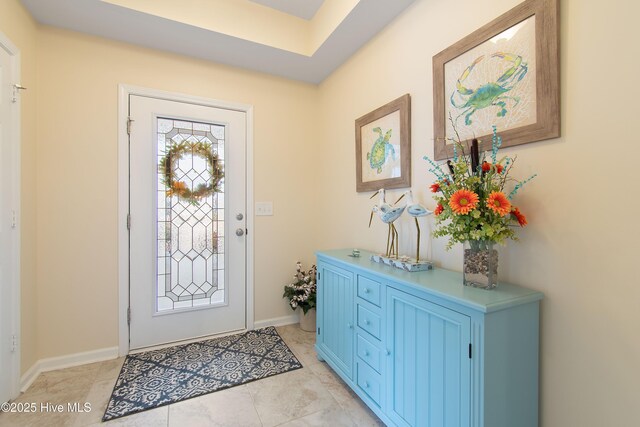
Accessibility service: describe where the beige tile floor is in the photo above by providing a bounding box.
[0,325,385,427]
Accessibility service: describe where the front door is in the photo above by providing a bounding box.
[128,95,247,350]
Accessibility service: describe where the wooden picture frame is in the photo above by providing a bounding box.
[433,0,559,160]
[355,94,411,192]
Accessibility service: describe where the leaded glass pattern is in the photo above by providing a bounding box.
[157,118,225,312]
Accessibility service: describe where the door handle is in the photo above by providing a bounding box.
[235,228,245,236]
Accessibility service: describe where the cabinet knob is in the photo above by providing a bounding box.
[364,350,370,356]
[365,320,370,325]
[347,323,353,329]
[386,349,391,356]
[364,288,370,294]
[365,381,370,388]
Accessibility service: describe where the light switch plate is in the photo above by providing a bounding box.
[255,202,273,216]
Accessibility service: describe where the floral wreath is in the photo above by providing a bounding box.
[159,141,223,205]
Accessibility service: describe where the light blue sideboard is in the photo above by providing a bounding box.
[315,249,543,427]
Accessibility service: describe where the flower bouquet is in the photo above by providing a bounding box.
[283,262,317,314]
[283,262,317,331]
[424,126,535,289]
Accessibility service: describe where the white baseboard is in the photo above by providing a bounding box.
[20,346,119,392]
[19,363,40,394]
[18,316,299,393]
[254,314,299,329]
[19,316,299,393]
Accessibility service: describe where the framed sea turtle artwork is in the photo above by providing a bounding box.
[433,0,559,160]
[355,94,411,192]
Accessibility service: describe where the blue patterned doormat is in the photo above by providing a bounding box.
[102,326,302,421]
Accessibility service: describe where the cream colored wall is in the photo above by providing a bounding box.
[35,27,320,359]
[0,0,39,375]
[317,0,640,425]
[6,1,640,423]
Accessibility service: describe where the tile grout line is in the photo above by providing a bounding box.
[246,382,265,427]
[271,407,329,427]
[307,361,382,427]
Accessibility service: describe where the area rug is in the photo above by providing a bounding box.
[102,326,302,421]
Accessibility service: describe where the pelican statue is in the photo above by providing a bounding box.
[395,190,433,262]
[369,189,406,258]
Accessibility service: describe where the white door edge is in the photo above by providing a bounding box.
[117,84,255,357]
[0,31,21,400]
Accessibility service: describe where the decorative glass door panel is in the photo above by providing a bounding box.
[129,95,246,350]
[156,118,226,312]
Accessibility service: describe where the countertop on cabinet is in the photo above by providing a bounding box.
[316,249,543,313]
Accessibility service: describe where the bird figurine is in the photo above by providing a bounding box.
[395,190,433,262]
[369,189,406,258]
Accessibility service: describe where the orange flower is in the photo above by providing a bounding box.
[482,162,504,173]
[171,181,188,195]
[173,181,187,189]
[486,192,511,216]
[511,207,527,226]
[449,189,479,215]
[434,204,444,216]
[430,183,441,193]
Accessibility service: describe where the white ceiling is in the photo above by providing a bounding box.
[249,0,325,20]
[20,0,416,84]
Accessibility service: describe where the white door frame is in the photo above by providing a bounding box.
[0,31,21,400]
[117,84,254,356]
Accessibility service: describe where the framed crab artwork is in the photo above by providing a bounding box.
[355,94,411,192]
[433,0,559,160]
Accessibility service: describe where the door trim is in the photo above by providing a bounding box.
[117,84,255,356]
[0,31,21,400]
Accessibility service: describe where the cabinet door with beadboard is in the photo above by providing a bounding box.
[317,262,355,379]
[386,287,472,427]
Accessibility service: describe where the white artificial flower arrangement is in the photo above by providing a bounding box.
[282,262,317,314]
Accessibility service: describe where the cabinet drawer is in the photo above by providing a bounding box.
[357,362,382,407]
[357,334,382,373]
[357,276,382,307]
[357,304,381,339]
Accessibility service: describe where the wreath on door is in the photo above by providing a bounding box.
[159,141,224,205]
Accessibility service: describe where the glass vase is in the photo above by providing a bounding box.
[463,240,498,290]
